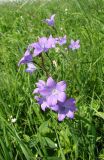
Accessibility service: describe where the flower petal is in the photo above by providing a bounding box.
[50,14,56,20]
[58,92,66,102]
[47,35,56,48]
[51,104,59,112]
[41,102,48,111]
[33,43,43,56]
[18,54,32,66]
[40,88,51,96]
[39,37,48,45]
[33,88,39,94]
[66,111,74,119]
[58,35,67,45]
[46,77,56,87]
[47,95,57,106]
[58,113,65,121]
[65,98,75,106]
[56,81,66,91]
[25,63,36,73]
[36,80,45,88]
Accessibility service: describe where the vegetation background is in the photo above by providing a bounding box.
[0,0,104,159]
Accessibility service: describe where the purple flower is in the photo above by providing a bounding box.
[33,80,46,94]
[18,42,37,66]
[35,96,49,111]
[69,40,80,50]
[44,14,55,26]
[57,98,77,121]
[25,62,36,73]
[18,49,32,66]
[47,35,56,48]
[33,36,56,56]
[38,77,66,106]
[33,37,48,56]
[56,35,67,45]
[33,78,77,122]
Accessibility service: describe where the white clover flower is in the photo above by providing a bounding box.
[11,118,17,123]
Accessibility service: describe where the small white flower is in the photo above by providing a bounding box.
[52,60,58,68]
[65,8,68,12]
[55,143,57,147]
[11,118,17,123]
[20,16,23,20]
[10,115,13,119]
[60,27,63,31]
[55,47,60,53]
[65,47,68,51]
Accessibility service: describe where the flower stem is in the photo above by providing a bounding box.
[40,54,50,77]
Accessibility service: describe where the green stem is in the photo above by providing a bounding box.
[40,54,50,77]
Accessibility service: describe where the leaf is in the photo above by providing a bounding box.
[23,134,30,142]
[43,137,57,149]
[39,121,51,136]
[95,112,104,120]
[46,157,61,160]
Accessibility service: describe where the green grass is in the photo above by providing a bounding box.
[0,0,104,159]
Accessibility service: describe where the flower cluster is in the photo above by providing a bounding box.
[33,77,77,121]
[18,14,79,121]
[18,35,68,73]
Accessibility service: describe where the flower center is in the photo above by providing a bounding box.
[52,89,58,95]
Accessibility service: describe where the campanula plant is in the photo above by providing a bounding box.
[18,14,80,121]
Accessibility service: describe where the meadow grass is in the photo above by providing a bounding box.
[0,0,104,159]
